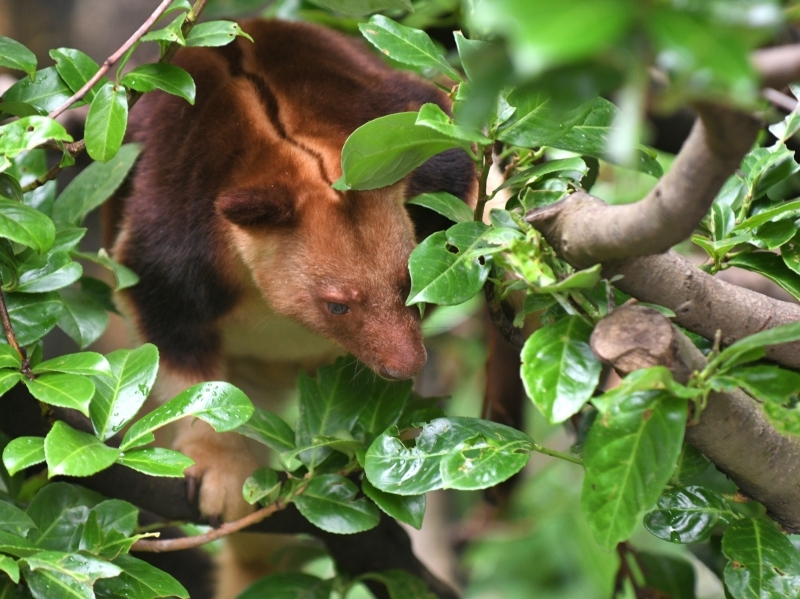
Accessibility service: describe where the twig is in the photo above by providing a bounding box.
[0,286,33,381]
[763,87,798,112]
[48,0,174,120]
[131,501,284,553]
[532,443,582,466]
[473,145,495,223]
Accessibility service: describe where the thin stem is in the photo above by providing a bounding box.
[49,0,174,120]
[131,501,284,553]
[570,291,602,323]
[473,144,495,223]
[0,284,33,380]
[532,443,583,466]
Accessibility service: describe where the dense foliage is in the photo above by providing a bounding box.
[2,0,800,598]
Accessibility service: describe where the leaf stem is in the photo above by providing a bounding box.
[0,283,33,380]
[532,443,583,466]
[473,144,494,223]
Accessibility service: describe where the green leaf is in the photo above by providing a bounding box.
[308,0,412,16]
[52,228,87,253]
[33,352,111,377]
[0,371,20,399]
[72,249,139,290]
[729,252,800,302]
[407,192,474,224]
[0,501,36,537]
[581,389,687,550]
[57,287,110,349]
[184,21,253,47]
[234,408,295,453]
[644,486,733,544]
[0,346,20,370]
[4,291,63,345]
[122,64,195,105]
[294,474,380,534]
[121,381,253,450]
[25,373,94,416]
[92,499,138,537]
[743,147,800,202]
[95,554,189,599]
[0,173,22,202]
[735,198,800,233]
[0,198,55,253]
[14,251,82,293]
[716,315,800,368]
[364,417,533,495]
[2,437,44,476]
[242,468,281,505]
[0,555,18,584]
[339,112,470,191]
[52,143,141,226]
[141,14,186,46]
[723,518,800,599]
[361,570,437,599]
[24,550,120,585]
[497,88,595,148]
[237,572,331,599]
[0,531,37,557]
[718,365,800,404]
[354,377,412,441]
[471,0,634,76]
[521,316,602,424]
[116,447,193,478]
[90,344,159,442]
[359,16,460,81]
[44,421,120,477]
[23,566,93,599]
[0,101,42,119]
[1,68,73,114]
[26,483,92,550]
[0,37,36,79]
[672,443,710,484]
[754,219,797,250]
[415,103,487,145]
[84,83,128,163]
[49,48,105,102]
[407,221,491,306]
[637,552,696,599]
[295,355,371,468]
[0,117,71,171]
[361,478,425,529]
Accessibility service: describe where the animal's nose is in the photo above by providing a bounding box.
[378,347,427,380]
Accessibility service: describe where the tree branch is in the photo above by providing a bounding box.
[752,43,800,90]
[0,287,32,380]
[591,304,800,532]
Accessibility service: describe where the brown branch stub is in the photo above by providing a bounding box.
[591,304,800,532]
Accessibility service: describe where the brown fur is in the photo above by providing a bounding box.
[112,19,475,531]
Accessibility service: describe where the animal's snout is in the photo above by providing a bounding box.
[377,346,427,380]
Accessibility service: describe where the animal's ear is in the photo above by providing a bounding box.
[216,185,296,227]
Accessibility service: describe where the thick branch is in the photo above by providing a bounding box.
[0,385,458,599]
[591,305,800,532]
[753,43,800,90]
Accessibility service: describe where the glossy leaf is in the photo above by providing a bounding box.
[90,344,159,442]
[0,555,18,584]
[338,112,470,191]
[0,346,20,370]
[237,572,331,599]
[49,48,105,102]
[0,117,71,168]
[84,83,128,162]
[26,483,91,550]
[0,37,36,79]
[235,408,296,453]
[407,221,491,306]
[0,198,55,254]
[2,437,44,476]
[644,486,733,544]
[25,373,94,416]
[581,389,687,550]
[497,88,595,148]
[24,550,120,584]
[121,381,253,450]
[308,0,411,16]
[294,474,380,534]
[716,316,800,367]
[407,192,474,224]
[365,417,533,495]
[361,570,437,599]
[733,251,800,301]
[242,468,281,505]
[359,16,460,81]
[1,68,73,113]
[122,64,195,105]
[15,251,82,293]
[638,552,696,599]
[521,316,602,424]
[361,478,425,529]
[671,443,710,483]
[4,291,63,345]
[33,352,111,377]
[295,356,370,467]
[754,220,796,250]
[57,287,109,349]
[51,143,141,226]
[354,377,412,441]
[72,249,139,290]
[184,21,253,47]
[735,198,800,232]
[94,554,188,599]
[718,365,800,404]
[0,371,20,399]
[0,531,37,557]
[142,14,186,46]
[92,499,138,537]
[742,147,800,202]
[723,518,800,599]
[0,501,36,536]
[116,448,193,478]
[23,566,93,599]
[44,421,120,477]
[416,103,487,144]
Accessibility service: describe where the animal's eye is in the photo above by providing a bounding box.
[326,302,350,315]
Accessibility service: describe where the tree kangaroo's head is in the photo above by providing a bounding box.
[218,165,426,380]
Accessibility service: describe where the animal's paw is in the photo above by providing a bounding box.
[173,422,259,523]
